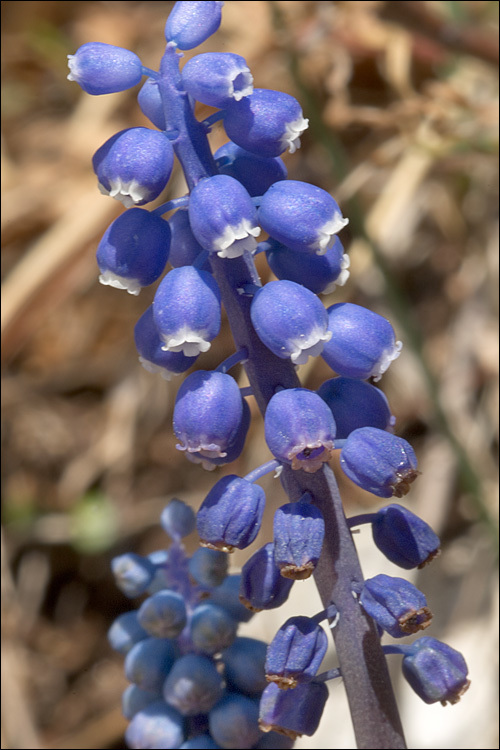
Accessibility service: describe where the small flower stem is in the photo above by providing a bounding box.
[347,512,377,529]
[243,459,281,484]
[157,42,406,750]
[215,348,249,373]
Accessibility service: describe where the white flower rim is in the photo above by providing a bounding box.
[99,269,142,295]
[281,114,309,154]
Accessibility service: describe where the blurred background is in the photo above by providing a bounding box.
[1,1,498,748]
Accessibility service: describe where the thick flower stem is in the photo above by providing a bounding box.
[158,43,406,750]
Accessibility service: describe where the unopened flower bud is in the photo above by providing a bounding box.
[67,42,143,95]
[360,574,432,638]
[215,141,287,197]
[265,616,328,688]
[372,504,441,569]
[165,1,223,50]
[163,653,224,715]
[265,236,349,295]
[239,543,294,612]
[317,377,394,439]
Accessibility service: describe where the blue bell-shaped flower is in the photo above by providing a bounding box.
[258,180,348,254]
[185,398,250,471]
[264,388,336,473]
[181,52,253,107]
[273,499,325,579]
[322,302,402,381]
[360,574,432,638]
[165,1,223,50]
[173,370,245,458]
[265,616,328,689]
[153,266,221,356]
[197,475,266,552]
[265,236,350,295]
[250,280,331,365]
[340,426,419,498]
[239,543,294,612]
[188,175,261,258]
[96,208,170,295]
[67,42,143,95]
[317,376,395,439]
[214,141,287,197]
[371,504,441,569]
[134,306,199,380]
[223,89,309,157]
[259,681,329,739]
[167,209,206,268]
[401,637,470,705]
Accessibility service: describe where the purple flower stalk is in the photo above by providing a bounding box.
[71,3,469,748]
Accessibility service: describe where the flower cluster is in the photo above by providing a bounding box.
[69,2,469,748]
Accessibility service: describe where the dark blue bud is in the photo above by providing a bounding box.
[402,637,470,705]
[360,574,432,638]
[322,303,402,381]
[146,550,172,595]
[259,681,328,739]
[265,616,328,689]
[125,699,186,749]
[221,637,268,696]
[264,388,336,473]
[181,735,221,749]
[250,280,331,365]
[197,475,266,551]
[96,208,170,295]
[173,371,245,459]
[209,693,261,749]
[207,574,255,623]
[317,376,395,440]
[372,504,441,569]
[189,547,228,588]
[340,427,419,498]
[163,653,224,715]
[165,1,223,50]
[239,543,294,612]
[67,42,143,95]
[122,684,160,720]
[138,78,165,130]
[107,611,148,654]
[161,498,196,539]
[224,89,308,157]
[259,180,348,254]
[111,552,155,597]
[134,306,199,380]
[190,602,238,655]
[181,53,253,108]
[93,128,174,207]
[273,500,325,580]
[188,175,260,258]
[124,637,177,693]
[214,142,287,197]
[137,590,187,639]
[167,209,205,268]
[265,236,350,295]
[153,267,221,356]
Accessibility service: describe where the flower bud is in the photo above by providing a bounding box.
[317,377,395,440]
[208,693,261,749]
[181,735,220,749]
[264,388,336,473]
[67,42,143,95]
[372,504,441,569]
[186,398,250,471]
[111,553,155,598]
[265,236,350,295]
[167,209,206,268]
[125,700,186,749]
[188,547,228,588]
[239,543,294,612]
[401,637,470,705]
[265,616,328,689]
[340,427,419,498]
[181,53,253,107]
[188,175,260,258]
[258,180,348,254]
[207,574,255,623]
[190,602,238,655]
[160,498,196,539]
[165,1,223,50]
[137,77,166,130]
[215,141,287,197]
[197,475,266,552]
[107,611,148,654]
[322,303,402,381]
[224,89,309,157]
[173,371,245,458]
[221,637,268,695]
[273,500,325,580]
[259,681,328,739]
[124,638,177,693]
[134,306,199,380]
[153,267,221,356]
[163,653,224,715]
[122,684,159,721]
[93,127,174,207]
[137,590,187,639]
[360,574,432,638]
[96,208,170,295]
[250,280,331,365]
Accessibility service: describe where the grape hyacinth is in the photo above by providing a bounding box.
[70,3,469,748]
